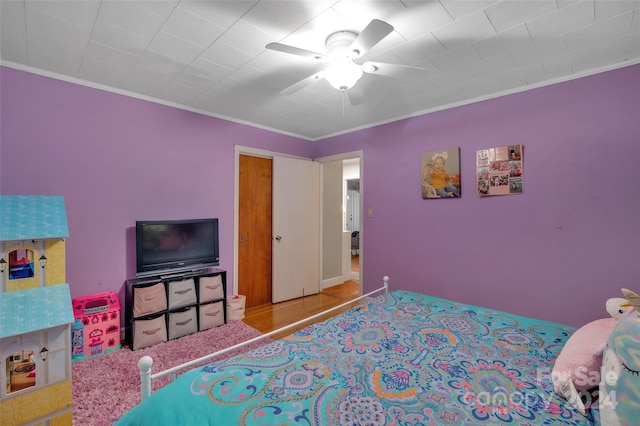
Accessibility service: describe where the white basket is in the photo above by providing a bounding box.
[199,301,224,330]
[198,275,224,303]
[167,307,197,340]
[167,278,197,310]
[226,295,246,321]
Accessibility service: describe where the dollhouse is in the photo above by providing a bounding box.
[0,195,74,425]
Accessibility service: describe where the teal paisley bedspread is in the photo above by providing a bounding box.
[116,290,597,425]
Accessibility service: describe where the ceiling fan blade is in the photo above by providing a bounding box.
[281,71,325,96]
[349,19,394,58]
[362,61,428,81]
[266,42,327,60]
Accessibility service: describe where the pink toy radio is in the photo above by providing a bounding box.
[71,291,122,362]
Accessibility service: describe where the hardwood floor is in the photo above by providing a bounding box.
[352,255,359,272]
[243,280,360,339]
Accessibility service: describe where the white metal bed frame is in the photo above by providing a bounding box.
[137,276,389,402]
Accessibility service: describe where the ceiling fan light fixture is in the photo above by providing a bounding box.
[324,62,364,91]
[326,31,358,59]
[266,19,409,97]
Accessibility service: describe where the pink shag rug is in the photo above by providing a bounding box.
[72,321,272,425]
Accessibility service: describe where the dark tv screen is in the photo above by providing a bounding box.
[136,218,219,277]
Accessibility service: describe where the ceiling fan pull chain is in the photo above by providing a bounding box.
[342,90,347,118]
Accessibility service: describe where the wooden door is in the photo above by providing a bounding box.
[272,156,320,303]
[238,154,272,307]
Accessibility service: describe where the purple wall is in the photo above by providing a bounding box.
[315,64,640,327]
[0,67,314,304]
[2,64,639,328]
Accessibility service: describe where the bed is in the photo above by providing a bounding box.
[116,279,598,425]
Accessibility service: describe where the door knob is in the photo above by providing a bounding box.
[274,235,282,241]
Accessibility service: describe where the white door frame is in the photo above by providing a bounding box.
[315,150,364,294]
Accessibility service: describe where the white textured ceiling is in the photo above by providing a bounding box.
[1,0,639,140]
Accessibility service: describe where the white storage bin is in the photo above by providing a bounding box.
[132,313,167,350]
[168,307,198,340]
[198,274,224,303]
[167,278,197,310]
[199,301,225,330]
[132,282,167,318]
[226,295,246,321]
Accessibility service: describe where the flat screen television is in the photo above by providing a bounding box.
[135,218,219,278]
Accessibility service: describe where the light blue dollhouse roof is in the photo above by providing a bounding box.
[0,195,69,241]
[0,283,74,339]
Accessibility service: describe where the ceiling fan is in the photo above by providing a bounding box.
[266,19,426,103]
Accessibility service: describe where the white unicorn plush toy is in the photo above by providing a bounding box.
[552,297,632,414]
[599,288,640,425]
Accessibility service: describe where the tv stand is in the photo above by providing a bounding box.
[124,267,227,350]
[160,272,189,280]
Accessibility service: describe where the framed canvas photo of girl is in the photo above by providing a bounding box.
[421,148,461,199]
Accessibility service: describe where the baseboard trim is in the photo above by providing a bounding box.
[322,276,348,290]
